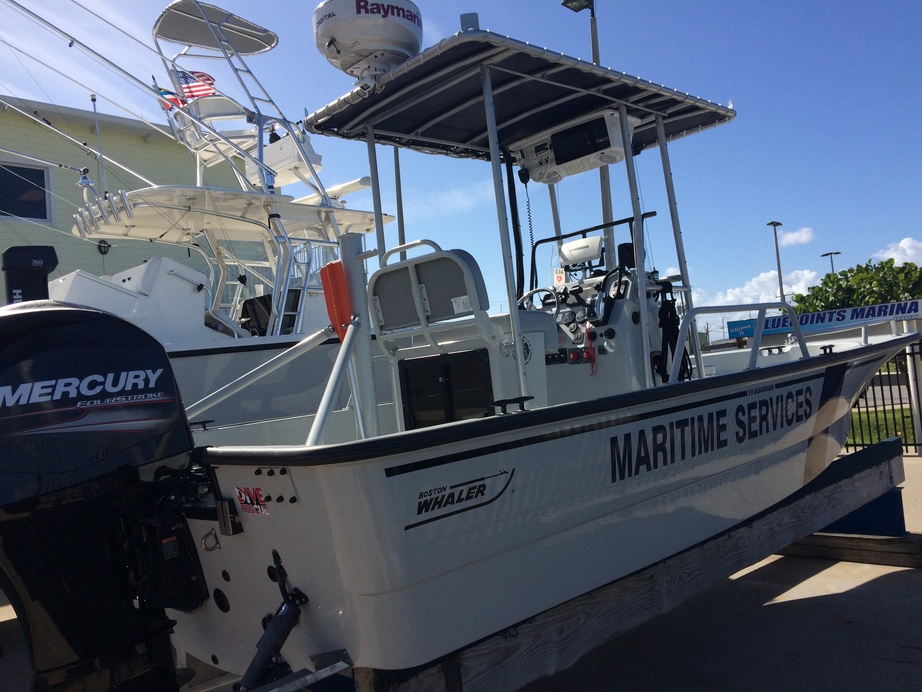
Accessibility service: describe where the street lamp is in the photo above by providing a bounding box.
[562,1,614,266]
[561,0,599,98]
[767,221,785,302]
[562,0,594,11]
[821,251,841,274]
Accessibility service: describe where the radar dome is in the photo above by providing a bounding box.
[313,0,423,78]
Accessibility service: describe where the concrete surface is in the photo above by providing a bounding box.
[0,593,27,690]
[523,555,922,691]
[2,457,921,691]
[523,455,922,691]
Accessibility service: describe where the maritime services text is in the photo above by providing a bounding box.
[611,384,815,483]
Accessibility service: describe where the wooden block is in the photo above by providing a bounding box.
[780,532,922,568]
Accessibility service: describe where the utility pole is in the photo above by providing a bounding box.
[767,221,785,302]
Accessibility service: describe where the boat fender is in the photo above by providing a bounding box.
[320,260,351,341]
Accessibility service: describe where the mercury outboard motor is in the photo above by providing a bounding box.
[0,301,207,690]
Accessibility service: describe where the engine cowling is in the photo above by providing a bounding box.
[0,301,203,690]
[0,300,193,502]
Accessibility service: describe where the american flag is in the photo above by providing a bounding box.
[177,70,216,100]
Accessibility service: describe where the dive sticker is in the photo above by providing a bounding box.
[235,486,269,515]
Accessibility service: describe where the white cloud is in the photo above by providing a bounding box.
[873,237,922,265]
[691,268,820,332]
[696,269,818,307]
[778,226,815,247]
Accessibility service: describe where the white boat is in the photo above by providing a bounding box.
[0,2,916,690]
[5,0,384,433]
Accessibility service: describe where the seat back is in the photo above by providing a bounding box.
[368,243,494,354]
[240,294,272,335]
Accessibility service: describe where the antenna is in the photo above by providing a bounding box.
[90,94,109,197]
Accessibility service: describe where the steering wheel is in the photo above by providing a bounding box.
[518,287,561,319]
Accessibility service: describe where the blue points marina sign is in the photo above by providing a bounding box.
[727,299,921,339]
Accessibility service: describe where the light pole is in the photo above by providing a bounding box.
[821,251,841,274]
[562,1,615,268]
[561,0,599,59]
[767,221,785,302]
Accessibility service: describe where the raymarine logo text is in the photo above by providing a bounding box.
[0,369,164,407]
[355,1,422,29]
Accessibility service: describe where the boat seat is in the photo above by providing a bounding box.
[168,95,255,168]
[184,95,249,121]
[368,241,496,355]
[182,127,260,164]
[240,295,272,335]
[173,96,250,137]
[240,290,300,336]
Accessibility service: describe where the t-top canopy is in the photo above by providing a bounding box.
[71,187,380,245]
[153,0,278,55]
[305,31,735,161]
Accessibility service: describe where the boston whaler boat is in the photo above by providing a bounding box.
[0,1,916,689]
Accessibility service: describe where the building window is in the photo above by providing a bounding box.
[0,163,49,220]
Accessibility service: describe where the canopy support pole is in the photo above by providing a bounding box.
[619,105,653,389]
[549,183,563,239]
[394,147,407,260]
[367,126,387,261]
[656,114,704,378]
[341,231,378,438]
[482,65,527,398]
[307,320,358,446]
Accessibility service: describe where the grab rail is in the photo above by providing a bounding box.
[669,302,810,383]
[528,212,656,291]
[380,239,442,266]
[306,318,359,446]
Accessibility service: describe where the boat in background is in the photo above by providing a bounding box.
[4,0,386,434]
[0,1,917,690]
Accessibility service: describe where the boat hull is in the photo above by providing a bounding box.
[172,337,910,672]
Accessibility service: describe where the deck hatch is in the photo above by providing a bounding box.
[398,348,493,430]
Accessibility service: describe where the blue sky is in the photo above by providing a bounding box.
[2,0,921,330]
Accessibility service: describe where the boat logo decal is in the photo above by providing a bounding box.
[235,486,270,515]
[355,1,423,31]
[406,469,514,530]
[0,369,165,409]
[522,336,532,364]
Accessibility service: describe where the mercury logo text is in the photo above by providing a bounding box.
[0,369,164,407]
